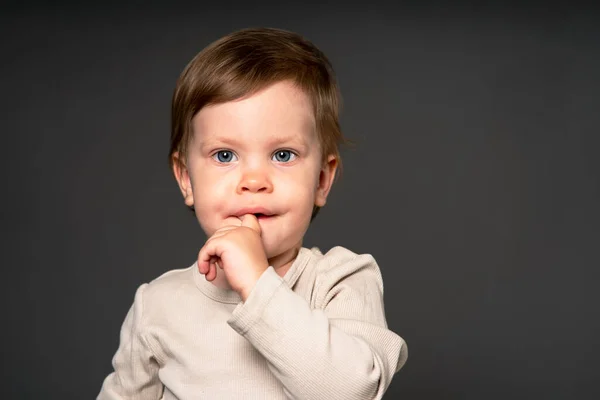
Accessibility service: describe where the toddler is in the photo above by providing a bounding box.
[98,27,407,400]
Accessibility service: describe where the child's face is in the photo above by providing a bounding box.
[176,81,337,260]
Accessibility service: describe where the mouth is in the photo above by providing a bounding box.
[233,208,276,220]
[252,213,274,220]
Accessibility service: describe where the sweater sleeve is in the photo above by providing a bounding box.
[228,249,407,400]
[97,284,164,400]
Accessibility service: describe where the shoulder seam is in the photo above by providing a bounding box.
[137,284,166,366]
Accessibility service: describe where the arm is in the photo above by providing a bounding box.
[97,284,164,400]
[228,250,407,400]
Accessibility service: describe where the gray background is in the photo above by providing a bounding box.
[2,1,599,399]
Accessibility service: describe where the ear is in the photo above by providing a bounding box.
[315,154,338,207]
[172,152,195,207]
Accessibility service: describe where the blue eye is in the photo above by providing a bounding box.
[272,150,296,163]
[213,151,237,163]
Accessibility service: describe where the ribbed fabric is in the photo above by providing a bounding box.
[97,246,407,400]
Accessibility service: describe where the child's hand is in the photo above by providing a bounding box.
[198,214,269,301]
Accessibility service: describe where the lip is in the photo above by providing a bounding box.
[232,207,276,218]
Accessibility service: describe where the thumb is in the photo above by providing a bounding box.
[241,214,261,235]
[221,216,243,229]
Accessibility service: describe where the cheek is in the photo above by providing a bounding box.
[190,166,235,229]
[191,163,232,198]
[278,169,319,208]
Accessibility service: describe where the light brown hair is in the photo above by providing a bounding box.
[169,27,347,219]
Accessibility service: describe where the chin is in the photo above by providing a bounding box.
[263,239,301,261]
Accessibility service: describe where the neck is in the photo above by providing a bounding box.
[269,244,301,278]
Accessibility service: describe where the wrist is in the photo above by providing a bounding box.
[239,265,269,302]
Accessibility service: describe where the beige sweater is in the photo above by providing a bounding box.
[97,246,407,399]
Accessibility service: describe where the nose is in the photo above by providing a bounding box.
[236,165,273,194]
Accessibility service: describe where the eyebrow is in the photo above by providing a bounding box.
[199,134,309,151]
[199,136,238,151]
[268,134,309,148]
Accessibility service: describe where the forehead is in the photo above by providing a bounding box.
[192,81,317,143]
